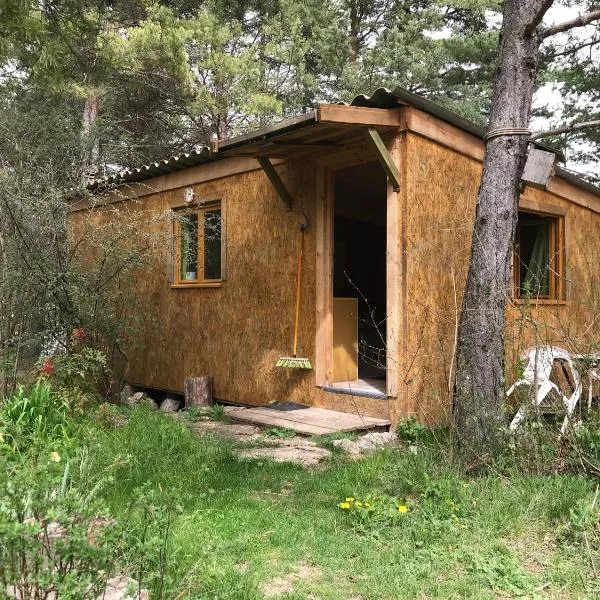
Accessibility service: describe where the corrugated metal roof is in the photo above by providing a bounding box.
[87,147,215,191]
[88,86,598,197]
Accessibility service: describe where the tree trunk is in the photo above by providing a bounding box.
[348,0,360,61]
[454,0,553,448]
[81,91,100,183]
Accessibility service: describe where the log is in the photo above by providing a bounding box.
[184,376,213,407]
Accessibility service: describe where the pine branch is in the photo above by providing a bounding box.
[547,36,600,58]
[531,119,600,139]
[541,8,600,39]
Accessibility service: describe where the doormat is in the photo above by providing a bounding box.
[268,401,310,411]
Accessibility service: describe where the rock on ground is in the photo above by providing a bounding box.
[332,438,362,455]
[125,391,157,410]
[333,431,398,456]
[159,397,181,412]
[191,421,263,443]
[238,439,330,467]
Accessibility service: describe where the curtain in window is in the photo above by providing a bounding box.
[523,223,549,296]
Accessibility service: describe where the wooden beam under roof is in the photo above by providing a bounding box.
[257,157,293,211]
[317,104,404,127]
[364,128,402,192]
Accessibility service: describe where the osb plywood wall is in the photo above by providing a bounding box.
[405,133,600,426]
[404,134,477,425]
[505,186,600,376]
[70,160,391,421]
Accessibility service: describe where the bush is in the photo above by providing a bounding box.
[38,334,108,407]
[0,447,123,599]
[396,416,431,445]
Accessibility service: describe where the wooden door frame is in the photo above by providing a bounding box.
[314,135,401,398]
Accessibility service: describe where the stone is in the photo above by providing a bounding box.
[126,391,157,410]
[160,397,181,413]
[332,438,362,455]
[120,384,136,403]
[357,431,397,451]
[237,444,330,467]
[191,421,263,443]
[333,432,398,456]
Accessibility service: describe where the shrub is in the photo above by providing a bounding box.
[38,335,108,407]
[397,416,430,445]
[0,447,122,599]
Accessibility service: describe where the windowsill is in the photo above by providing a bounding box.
[511,298,567,306]
[170,282,222,289]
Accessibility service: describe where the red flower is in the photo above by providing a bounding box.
[72,328,86,342]
[41,359,54,376]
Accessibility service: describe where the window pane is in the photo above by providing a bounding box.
[204,209,222,280]
[519,220,550,296]
[180,213,198,281]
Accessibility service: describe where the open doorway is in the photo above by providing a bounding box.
[331,162,387,397]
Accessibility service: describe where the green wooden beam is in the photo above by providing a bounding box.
[257,157,293,211]
[365,128,401,192]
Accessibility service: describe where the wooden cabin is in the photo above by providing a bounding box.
[71,88,600,426]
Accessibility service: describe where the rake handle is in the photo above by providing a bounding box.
[292,227,304,357]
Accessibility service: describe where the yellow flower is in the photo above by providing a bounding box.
[356,501,363,507]
[339,502,351,510]
[397,505,409,514]
[364,502,371,507]
[345,497,355,503]
[49,451,61,463]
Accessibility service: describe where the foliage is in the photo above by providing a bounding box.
[0,379,74,450]
[575,421,600,465]
[264,426,296,438]
[39,336,108,403]
[396,415,430,444]
[0,448,123,599]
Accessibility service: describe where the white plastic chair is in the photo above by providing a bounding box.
[508,346,582,436]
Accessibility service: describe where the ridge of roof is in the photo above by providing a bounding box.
[351,86,567,162]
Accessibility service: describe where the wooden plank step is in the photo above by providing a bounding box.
[225,406,391,435]
[226,408,338,435]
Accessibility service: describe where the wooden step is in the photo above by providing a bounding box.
[225,406,391,436]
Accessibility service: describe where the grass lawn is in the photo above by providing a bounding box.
[83,408,599,599]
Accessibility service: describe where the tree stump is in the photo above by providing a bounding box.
[184,376,213,408]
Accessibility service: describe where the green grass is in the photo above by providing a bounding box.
[82,408,600,599]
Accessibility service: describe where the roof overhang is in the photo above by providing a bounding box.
[211,104,403,159]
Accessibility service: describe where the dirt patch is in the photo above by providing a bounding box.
[502,530,557,577]
[262,562,321,598]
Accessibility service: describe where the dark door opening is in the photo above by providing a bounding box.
[332,162,387,396]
